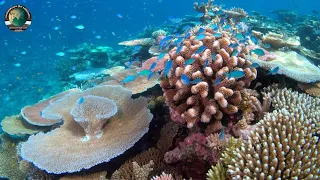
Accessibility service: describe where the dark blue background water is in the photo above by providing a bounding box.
[0,0,318,120]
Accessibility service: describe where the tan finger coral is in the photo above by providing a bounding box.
[20,85,152,174]
[226,109,320,179]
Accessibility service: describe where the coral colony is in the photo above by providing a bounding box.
[1,0,320,179]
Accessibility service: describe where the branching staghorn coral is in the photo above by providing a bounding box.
[226,109,320,179]
[160,26,258,128]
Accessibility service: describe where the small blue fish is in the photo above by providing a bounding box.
[148,71,155,80]
[185,58,195,65]
[121,75,136,84]
[138,69,152,76]
[174,37,184,45]
[208,11,215,16]
[195,34,206,41]
[181,74,190,85]
[173,18,183,24]
[268,66,279,75]
[203,59,209,70]
[250,36,258,45]
[182,25,191,31]
[214,77,221,85]
[149,62,157,70]
[195,45,206,54]
[234,33,245,40]
[231,49,239,57]
[78,97,84,105]
[116,14,123,18]
[39,111,43,117]
[164,60,173,77]
[226,70,245,79]
[250,63,260,68]
[185,32,191,38]
[263,44,271,48]
[223,24,232,30]
[176,45,183,54]
[191,78,201,84]
[195,12,204,18]
[250,48,265,56]
[212,53,216,61]
[210,24,218,30]
[197,27,205,34]
[158,52,165,60]
[213,32,223,38]
[219,128,225,140]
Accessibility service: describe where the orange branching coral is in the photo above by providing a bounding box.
[21,88,80,126]
[20,85,152,174]
[227,109,320,179]
[161,27,258,128]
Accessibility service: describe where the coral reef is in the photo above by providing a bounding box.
[20,85,153,174]
[60,171,107,180]
[226,109,320,179]
[261,32,300,48]
[248,51,320,83]
[160,26,258,128]
[111,122,181,179]
[101,67,160,94]
[0,134,27,180]
[298,82,320,97]
[119,38,155,46]
[151,172,174,180]
[21,88,80,126]
[206,162,226,180]
[1,115,50,136]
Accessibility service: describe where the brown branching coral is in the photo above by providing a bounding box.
[226,109,320,179]
[224,7,248,19]
[111,122,181,180]
[161,26,258,128]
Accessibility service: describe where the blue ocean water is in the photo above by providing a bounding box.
[0,0,319,124]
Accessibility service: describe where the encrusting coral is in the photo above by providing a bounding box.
[20,85,153,174]
[59,171,107,180]
[226,108,320,179]
[160,26,258,128]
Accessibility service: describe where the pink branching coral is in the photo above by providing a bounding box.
[160,27,258,128]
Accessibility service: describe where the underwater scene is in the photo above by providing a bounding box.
[0,0,320,179]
